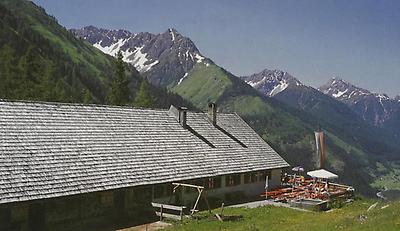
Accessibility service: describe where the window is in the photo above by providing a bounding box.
[256,170,271,182]
[205,176,222,189]
[256,172,263,182]
[225,174,241,187]
[264,170,272,180]
[244,172,258,184]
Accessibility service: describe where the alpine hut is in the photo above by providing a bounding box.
[0,100,289,230]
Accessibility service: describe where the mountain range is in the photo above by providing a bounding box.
[71,26,211,88]
[73,25,400,194]
[241,71,400,140]
[0,0,399,196]
[319,78,400,138]
[73,25,400,135]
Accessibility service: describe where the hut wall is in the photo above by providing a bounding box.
[0,186,155,231]
[153,169,283,208]
[0,169,282,231]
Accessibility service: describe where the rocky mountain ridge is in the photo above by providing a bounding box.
[71,26,211,87]
[240,69,303,97]
[319,78,400,126]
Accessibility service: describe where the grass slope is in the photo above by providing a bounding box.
[174,63,233,109]
[167,200,400,231]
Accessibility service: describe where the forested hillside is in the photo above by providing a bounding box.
[0,0,190,108]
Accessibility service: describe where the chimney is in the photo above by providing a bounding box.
[208,103,217,126]
[179,107,188,128]
[168,105,188,128]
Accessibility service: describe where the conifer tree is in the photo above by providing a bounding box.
[133,79,154,108]
[83,89,94,104]
[40,63,66,102]
[106,51,130,105]
[17,46,42,99]
[0,45,17,98]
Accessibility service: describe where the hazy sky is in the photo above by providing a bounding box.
[33,0,399,96]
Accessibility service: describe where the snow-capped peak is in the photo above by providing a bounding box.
[319,77,400,126]
[318,77,371,100]
[332,89,348,98]
[377,94,390,101]
[240,69,303,97]
[71,25,210,87]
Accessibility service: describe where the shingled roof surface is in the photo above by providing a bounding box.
[0,100,288,204]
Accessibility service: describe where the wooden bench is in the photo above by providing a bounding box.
[151,202,186,221]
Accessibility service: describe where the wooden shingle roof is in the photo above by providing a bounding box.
[0,100,288,204]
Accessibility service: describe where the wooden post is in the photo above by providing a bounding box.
[320,132,325,169]
[160,205,163,221]
[292,174,296,193]
[191,188,202,215]
[171,182,207,216]
[215,202,225,222]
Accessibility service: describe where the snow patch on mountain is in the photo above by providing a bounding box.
[93,38,128,56]
[169,28,176,41]
[247,76,266,88]
[269,79,289,96]
[332,89,348,98]
[177,73,188,85]
[94,39,159,72]
[195,53,205,63]
[124,46,159,72]
[377,94,390,110]
[377,94,390,101]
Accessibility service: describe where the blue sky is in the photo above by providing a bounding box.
[33,0,400,96]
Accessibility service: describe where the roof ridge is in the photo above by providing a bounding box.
[0,98,170,111]
[0,98,239,115]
